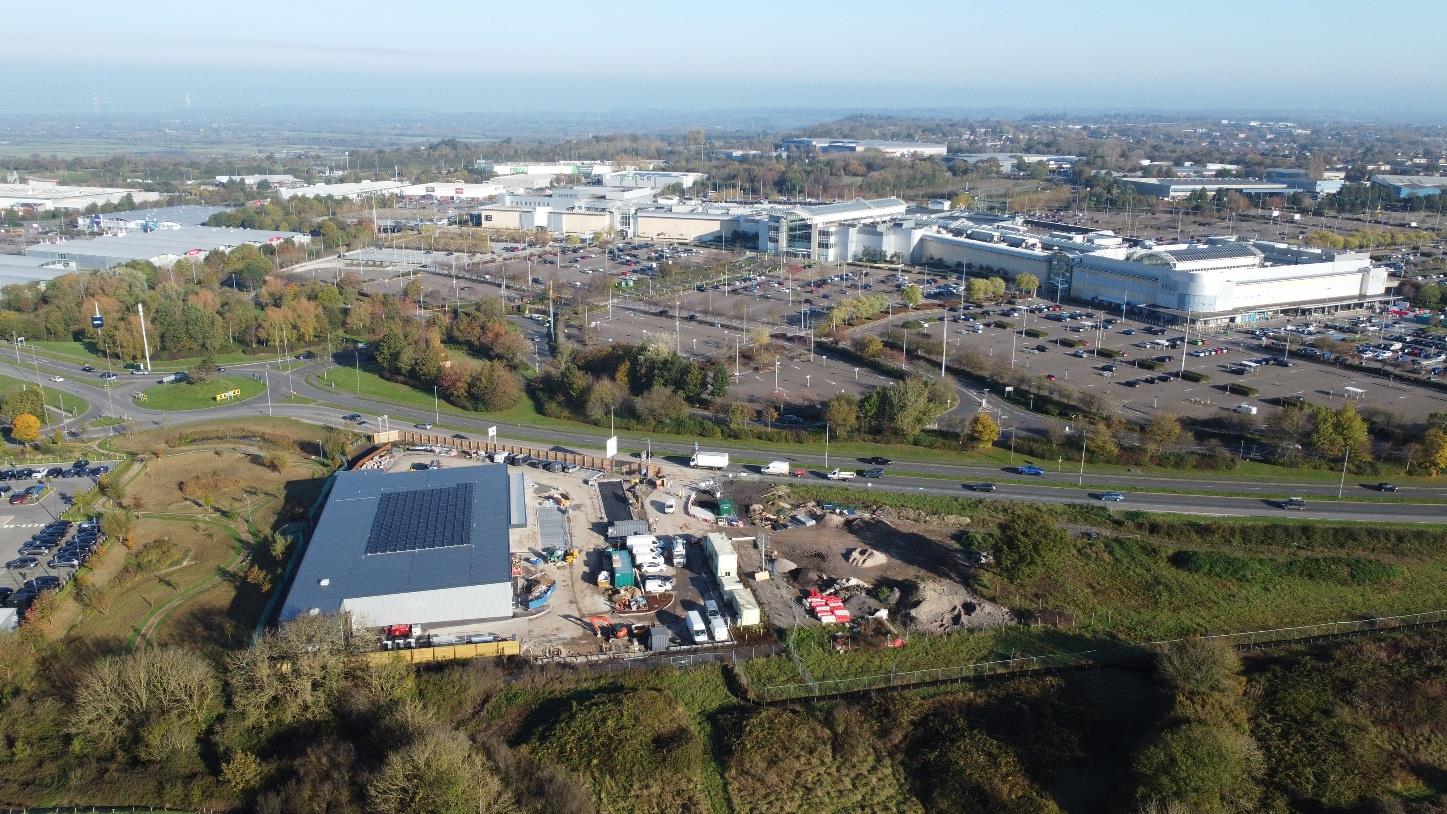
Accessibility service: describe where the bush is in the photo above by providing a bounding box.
[1057,338,1082,348]
[1170,550,1401,585]
[1137,360,1164,371]
[1219,383,1259,397]
[1180,370,1209,383]
[992,320,1013,330]
[1097,348,1122,359]
[1023,328,1046,339]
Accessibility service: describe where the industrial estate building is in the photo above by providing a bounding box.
[1370,175,1447,199]
[1116,177,1295,199]
[0,178,162,212]
[779,138,948,157]
[75,204,226,232]
[277,179,408,200]
[281,465,528,631]
[0,255,81,288]
[24,223,307,269]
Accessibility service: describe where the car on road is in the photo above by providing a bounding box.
[415,423,433,430]
[861,468,885,478]
[342,413,362,422]
[9,493,29,505]
[49,375,64,382]
[1281,497,1307,510]
[965,483,997,492]
[860,456,892,465]
[1375,482,1398,492]
[99,372,118,381]
[80,364,95,373]
[6,557,39,570]
[1098,491,1126,502]
[1017,464,1044,476]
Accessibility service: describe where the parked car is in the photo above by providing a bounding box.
[6,557,39,570]
[9,493,29,505]
[26,576,62,591]
[48,554,81,568]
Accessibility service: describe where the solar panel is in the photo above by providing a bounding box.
[364,483,474,555]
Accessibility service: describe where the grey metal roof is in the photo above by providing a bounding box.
[803,198,905,217]
[98,205,226,225]
[24,224,305,267]
[281,465,515,619]
[1162,243,1263,263]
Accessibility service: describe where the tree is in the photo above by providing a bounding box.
[1014,272,1040,297]
[101,509,137,548]
[726,402,752,435]
[1311,404,1371,460]
[967,278,993,303]
[1418,427,1447,476]
[823,394,859,439]
[949,191,975,210]
[966,412,1001,450]
[901,284,924,309]
[1142,414,1184,461]
[1086,420,1119,461]
[852,334,885,359]
[188,353,217,385]
[632,385,688,429]
[70,647,221,765]
[366,727,516,814]
[10,412,40,443]
[1134,723,1264,812]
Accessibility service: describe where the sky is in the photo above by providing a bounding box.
[4,0,1447,119]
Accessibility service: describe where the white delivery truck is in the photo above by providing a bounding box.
[1233,403,1259,415]
[686,610,709,644]
[709,615,731,642]
[762,460,791,475]
[826,468,857,480]
[690,451,730,470]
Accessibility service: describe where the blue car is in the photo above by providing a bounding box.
[1099,492,1126,502]
[1018,465,1044,476]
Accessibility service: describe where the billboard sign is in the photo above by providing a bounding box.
[604,436,618,459]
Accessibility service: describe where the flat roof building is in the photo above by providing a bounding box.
[0,179,162,212]
[281,465,526,630]
[1117,177,1293,199]
[277,180,406,200]
[400,181,505,203]
[1370,175,1447,199]
[0,255,82,288]
[24,224,308,269]
[76,205,226,232]
[780,138,947,157]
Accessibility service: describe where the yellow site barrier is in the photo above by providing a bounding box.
[364,639,521,665]
[214,388,242,402]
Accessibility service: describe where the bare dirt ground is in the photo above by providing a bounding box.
[765,515,1011,633]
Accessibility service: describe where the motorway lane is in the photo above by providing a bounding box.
[9,354,1447,522]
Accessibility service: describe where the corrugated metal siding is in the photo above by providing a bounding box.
[343,583,513,628]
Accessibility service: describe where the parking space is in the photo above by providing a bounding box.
[1,460,115,616]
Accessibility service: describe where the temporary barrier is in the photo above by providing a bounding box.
[214,388,242,402]
[365,638,520,664]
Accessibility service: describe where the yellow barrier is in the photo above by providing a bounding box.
[214,388,242,402]
[364,639,521,664]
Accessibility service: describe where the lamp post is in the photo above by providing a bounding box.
[433,385,440,425]
[1077,423,1087,486]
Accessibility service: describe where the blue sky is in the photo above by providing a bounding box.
[5,0,1446,117]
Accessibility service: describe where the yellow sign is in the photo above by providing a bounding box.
[214,388,242,402]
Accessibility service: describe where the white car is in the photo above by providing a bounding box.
[642,576,675,594]
[49,376,64,383]
[637,559,669,575]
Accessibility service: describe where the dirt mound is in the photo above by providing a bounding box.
[900,579,1013,633]
[819,512,846,529]
[845,547,887,568]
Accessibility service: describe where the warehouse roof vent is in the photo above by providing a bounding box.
[318,578,331,587]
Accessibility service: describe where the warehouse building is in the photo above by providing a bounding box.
[1117,177,1293,199]
[1370,175,1447,199]
[24,224,308,269]
[0,178,161,212]
[281,465,528,631]
[597,170,705,190]
[277,179,406,200]
[779,138,947,157]
[77,205,226,232]
[400,181,505,203]
[0,255,81,288]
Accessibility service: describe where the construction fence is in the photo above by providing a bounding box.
[364,638,521,665]
[361,431,646,476]
[750,610,1447,704]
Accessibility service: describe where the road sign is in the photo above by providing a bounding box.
[487,426,497,440]
[605,436,617,459]
[90,315,104,329]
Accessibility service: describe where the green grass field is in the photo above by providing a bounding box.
[0,371,90,423]
[29,340,311,374]
[136,374,264,411]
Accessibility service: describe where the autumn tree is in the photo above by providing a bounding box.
[824,393,859,439]
[901,284,924,309]
[1014,272,1040,297]
[965,412,1001,450]
[10,412,40,443]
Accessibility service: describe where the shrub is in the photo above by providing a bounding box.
[1023,328,1046,339]
[1097,348,1122,359]
[1220,383,1259,397]
[1180,370,1210,383]
[1058,338,1082,348]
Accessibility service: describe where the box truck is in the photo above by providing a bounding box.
[826,468,856,480]
[690,451,729,470]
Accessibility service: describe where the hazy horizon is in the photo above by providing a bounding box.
[4,0,1446,121]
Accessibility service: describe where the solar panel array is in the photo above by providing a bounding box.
[364,483,474,555]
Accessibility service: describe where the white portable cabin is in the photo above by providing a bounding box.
[703,532,738,580]
[726,587,761,626]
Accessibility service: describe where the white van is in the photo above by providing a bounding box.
[663,496,677,514]
[686,610,708,644]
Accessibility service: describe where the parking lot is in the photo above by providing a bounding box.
[1,461,115,617]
